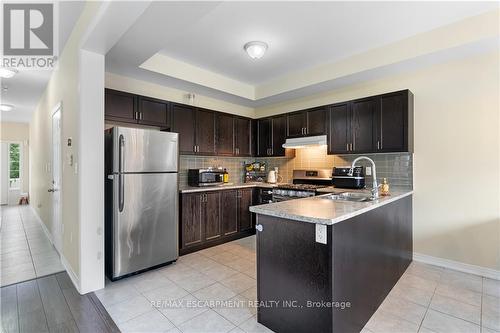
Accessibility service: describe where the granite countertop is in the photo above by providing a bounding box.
[179,182,281,193]
[249,188,413,225]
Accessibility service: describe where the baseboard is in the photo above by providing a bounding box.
[28,205,82,293]
[413,252,500,280]
[60,253,82,294]
[30,205,54,245]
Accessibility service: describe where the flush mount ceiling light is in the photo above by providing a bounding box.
[0,104,14,112]
[244,41,268,59]
[0,68,18,78]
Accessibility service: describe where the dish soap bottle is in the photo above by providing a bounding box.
[223,169,229,183]
[381,178,390,196]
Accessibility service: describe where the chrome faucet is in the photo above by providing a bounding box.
[349,156,379,199]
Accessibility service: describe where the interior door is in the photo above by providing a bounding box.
[113,172,178,278]
[51,107,63,252]
[0,142,9,205]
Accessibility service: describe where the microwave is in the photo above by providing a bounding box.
[188,168,225,187]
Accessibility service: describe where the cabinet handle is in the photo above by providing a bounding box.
[351,143,354,151]
[377,141,380,150]
[346,143,349,151]
[139,112,143,120]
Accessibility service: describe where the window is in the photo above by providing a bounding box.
[9,143,20,189]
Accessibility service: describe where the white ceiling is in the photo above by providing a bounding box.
[106,1,499,106]
[1,1,85,123]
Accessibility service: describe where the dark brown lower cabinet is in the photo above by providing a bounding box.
[180,188,256,255]
[221,190,239,236]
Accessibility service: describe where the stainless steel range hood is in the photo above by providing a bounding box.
[282,135,327,149]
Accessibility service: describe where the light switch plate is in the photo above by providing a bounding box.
[315,224,327,244]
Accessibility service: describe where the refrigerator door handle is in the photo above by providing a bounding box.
[119,134,125,212]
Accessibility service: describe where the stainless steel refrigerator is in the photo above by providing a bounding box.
[105,127,179,280]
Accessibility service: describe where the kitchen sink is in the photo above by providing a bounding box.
[322,192,377,202]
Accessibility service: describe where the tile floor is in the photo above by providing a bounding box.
[96,235,500,333]
[0,205,64,287]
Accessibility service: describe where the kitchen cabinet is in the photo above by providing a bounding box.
[238,189,253,232]
[351,98,377,153]
[216,113,234,156]
[171,103,196,154]
[234,117,252,156]
[221,190,239,236]
[171,105,216,155]
[180,193,203,249]
[195,108,216,155]
[256,118,272,157]
[327,90,413,154]
[375,90,413,153]
[203,192,221,241]
[328,103,351,154]
[287,107,328,138]
[257,116,294,157]
[105,89,137,124]
[138,96,171,128]
[180,188,256,254]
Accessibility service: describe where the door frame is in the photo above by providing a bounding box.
[51,102,63,253]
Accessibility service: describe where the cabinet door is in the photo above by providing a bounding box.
[351,99,376,153]
[377,92,407,152]
[172,104,196,154]
[221,190,238,236]
[287,111,307,137]
[272,115,287,156]
[181,193,202,248]
[138,97,170,128]
[215,114,234,156]
[235,117,252,156]
[105,89,137,123]
[306,107,327,136]
[257,118,272,157]
[203,192,221,241]
[196,109,216,155]
[328,103,350,154]
[238,189,253,232]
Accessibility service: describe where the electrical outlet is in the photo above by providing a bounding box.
[315,224,327,244]
[366,166,372,176]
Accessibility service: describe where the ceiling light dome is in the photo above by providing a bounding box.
[244,41,268,59]
[0,104,14,112]
[0,68,18,78]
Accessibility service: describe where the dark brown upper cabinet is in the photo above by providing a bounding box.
[328,103,351,155]
[234,117,252,156]
[256,118,272,157]
[171,105,216,155]
[137,96,171,128]
[215,113,234,156]
[171,103,196,154]
[105,89,138,124]
[287,107,328,138]
[287,111,307,137]
[256,116,294,157]
[375,90,413,153]
[351,98,377,153]
[327,90,413,154]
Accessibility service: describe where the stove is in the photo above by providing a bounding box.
[272,169,332,202]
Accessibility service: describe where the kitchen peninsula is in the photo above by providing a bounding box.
[250,189,413,333]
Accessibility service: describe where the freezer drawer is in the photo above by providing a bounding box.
[112,127,178,173]
[111,172,178,278]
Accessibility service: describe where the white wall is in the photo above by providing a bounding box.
[256,51,500,271]
[29,2,104,287]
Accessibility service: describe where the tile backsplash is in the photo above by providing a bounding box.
[179,145,413,188]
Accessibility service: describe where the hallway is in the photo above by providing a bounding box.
[1,205,64,287]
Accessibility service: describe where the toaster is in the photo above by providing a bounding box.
[332,166,365,189]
